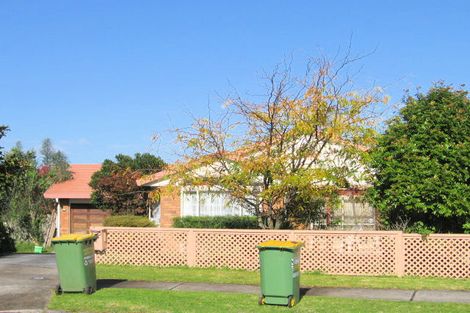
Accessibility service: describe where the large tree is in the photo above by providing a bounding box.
[368,85,470,233]
[0,126,10,195]
[0,137,70,243]
[173,57,385,229]
[40,138,71,181]
[1,146,52,242]
[0,125,7,156]
[90,153,166,215]
[0,126,11,246]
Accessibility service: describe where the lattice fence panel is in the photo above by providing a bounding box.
[404,235,470,278]
[194,230,290,270]
[93,227,470,278]
[294,232,398,275]
[95,229,188,266]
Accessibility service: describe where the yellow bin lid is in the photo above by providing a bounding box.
[52,233,96,243]
[257,240,303,250]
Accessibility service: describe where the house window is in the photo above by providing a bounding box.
[182,191,198,216]
[336,196,375,230]
[181,190,250,217]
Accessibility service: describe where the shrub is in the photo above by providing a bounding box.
[103,215,156,227]
[406,221,436,236]
[464,223,470,234]
[14,241,36,253]
[0,221,16,254]
[172,216,259,229]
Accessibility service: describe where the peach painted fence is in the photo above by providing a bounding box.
[91,227,470,278]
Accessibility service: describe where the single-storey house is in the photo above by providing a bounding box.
[44,164,110,235]
[137,169,375,230]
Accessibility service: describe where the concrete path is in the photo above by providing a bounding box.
[0,254,57,312]
[97,279,470,304]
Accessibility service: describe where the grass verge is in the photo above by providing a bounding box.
[97,265,470,291]
[49,288,470,313]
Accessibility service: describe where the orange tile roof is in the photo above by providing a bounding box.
[136,169,170,186]
[44,164,101,199]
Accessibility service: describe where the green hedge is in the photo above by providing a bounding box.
[103,215,156,227]
[172,216,259,229]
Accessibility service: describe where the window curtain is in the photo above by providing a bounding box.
[182,190,249,216]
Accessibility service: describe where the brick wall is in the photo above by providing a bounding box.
[159,189,181,227]
[59,199,70,235]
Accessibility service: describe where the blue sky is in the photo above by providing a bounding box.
[1,1,469,164]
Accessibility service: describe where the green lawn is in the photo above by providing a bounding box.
[14,241,53,253]
[48,288,470,313]
[97,265,470,291]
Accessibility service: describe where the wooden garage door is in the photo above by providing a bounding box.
[70,203,111,233]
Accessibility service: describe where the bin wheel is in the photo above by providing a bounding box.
[83,287,94,295]
[258,296,265,305]
[287,296,295,308]
[55,284,62,295]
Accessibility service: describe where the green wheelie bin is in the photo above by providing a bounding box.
[257,240,303,307]
[52,233,97,295]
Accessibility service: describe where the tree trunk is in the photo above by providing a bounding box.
[267,216,274,229]
[258,216,266,229]
[44,210,57,247]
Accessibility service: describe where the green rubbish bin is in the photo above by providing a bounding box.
[52,233,97,295]
[257,240,303,307]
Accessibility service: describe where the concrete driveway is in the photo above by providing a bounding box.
[0,254,57,311]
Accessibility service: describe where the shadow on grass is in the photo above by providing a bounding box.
[97,279,128,290]
[300,287,310,301]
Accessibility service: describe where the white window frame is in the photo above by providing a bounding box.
[180,188,249,217]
